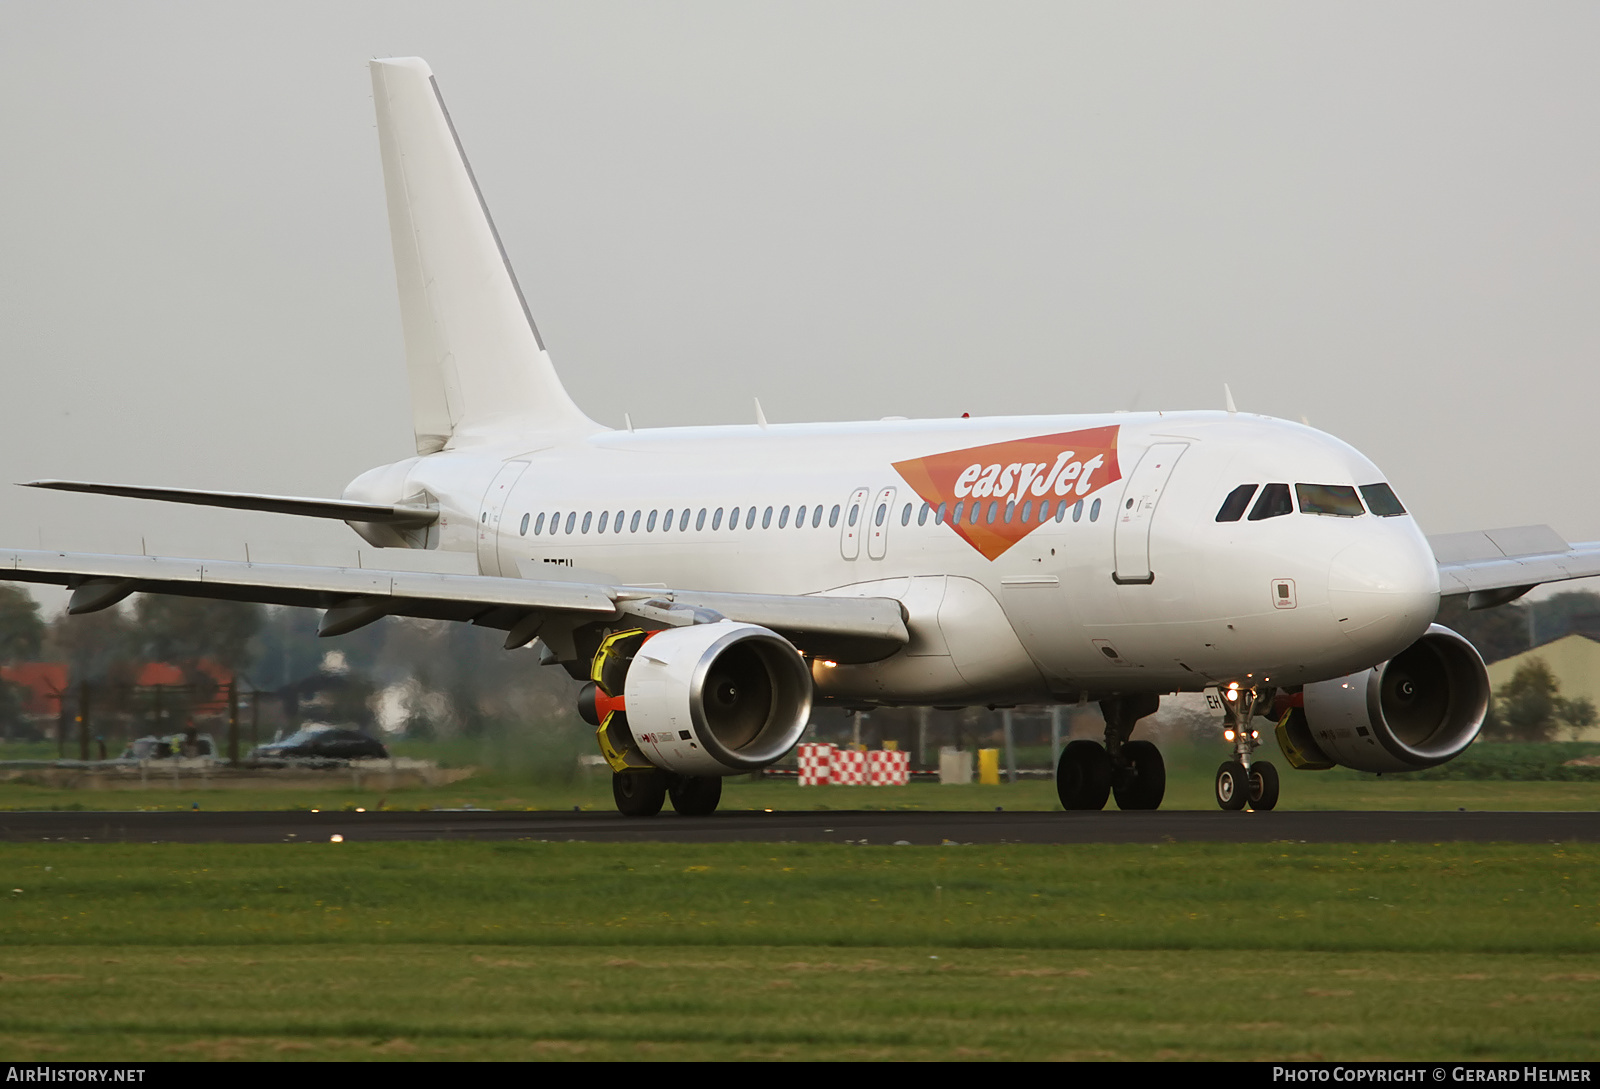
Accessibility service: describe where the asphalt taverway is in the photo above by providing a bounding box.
[2,809,1596,845]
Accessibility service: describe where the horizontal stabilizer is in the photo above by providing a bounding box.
[23,480,438,527]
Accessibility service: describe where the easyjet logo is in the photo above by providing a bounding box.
[892,425,1121,560]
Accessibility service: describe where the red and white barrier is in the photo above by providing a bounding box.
[797,744,908,785]
[797,742,834,785]
[868,749,910,786]
[830,748,868,785]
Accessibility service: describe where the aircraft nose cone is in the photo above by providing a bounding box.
[1328,534,1440,657]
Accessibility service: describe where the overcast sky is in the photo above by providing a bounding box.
[2,3,1597,603]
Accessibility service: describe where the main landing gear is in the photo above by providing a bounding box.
[1057,693,1166,810]
[611,770,724,818]
[1214,684,1279,812]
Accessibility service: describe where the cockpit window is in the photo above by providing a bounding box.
[1296,483,1364,517]
[1247,483,1293,521]
[1360,482,1407,517]
[1215,484,1258,522]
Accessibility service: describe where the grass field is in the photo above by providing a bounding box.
[1,840,1598,1060]
[3,744,1597,1060]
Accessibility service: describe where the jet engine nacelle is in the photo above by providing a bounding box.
[622,622,813,777]
[1292,624,1489,774]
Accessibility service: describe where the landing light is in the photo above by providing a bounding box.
[1224,729,1236,742]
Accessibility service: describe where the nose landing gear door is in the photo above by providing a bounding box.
[1112,443,1188,585]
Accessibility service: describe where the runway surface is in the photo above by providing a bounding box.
[2,808,1597,844]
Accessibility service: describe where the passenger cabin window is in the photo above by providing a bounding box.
[1215,484,1258,522]
[829,504,841,528]
[1247,483,1293,521]
[1296,484,1364,517]
[1360,483,1408,517]
[520,513,530,536]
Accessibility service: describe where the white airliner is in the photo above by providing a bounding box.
[9,58,1599,816]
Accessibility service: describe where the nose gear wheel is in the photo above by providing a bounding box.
[1215,760,1249,811]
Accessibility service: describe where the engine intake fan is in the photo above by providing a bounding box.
[1292,623,1490,774]
[593,622,813,777]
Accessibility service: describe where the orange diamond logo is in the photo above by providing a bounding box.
[892,425,1122,560]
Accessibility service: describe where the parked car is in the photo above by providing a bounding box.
[118,733,218,762]
[248,726,388,762]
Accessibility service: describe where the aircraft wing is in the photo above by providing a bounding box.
[1431,524,1600,609]
[0,549,908,664]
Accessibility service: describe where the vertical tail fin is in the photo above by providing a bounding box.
[370,57,600,452]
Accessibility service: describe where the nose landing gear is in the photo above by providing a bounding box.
[1215,684,1279,811]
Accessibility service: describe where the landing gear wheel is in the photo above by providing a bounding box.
[1112,740,1166,810]
[1247,760,1280,811]
[668,775,723,817]
[1056,740,1112,811]
[1214,761,1249,811]
[612,770,667,817]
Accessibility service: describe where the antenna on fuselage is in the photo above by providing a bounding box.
[1224,384,1238,414]
[754,398,769,430]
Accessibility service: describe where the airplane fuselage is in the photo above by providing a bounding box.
[344,409,1441,706]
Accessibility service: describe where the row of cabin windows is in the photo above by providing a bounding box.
[519,504,844,537]
[908,496,1102,526]
[1214,481,1407,523]
[515,496,1106,537]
